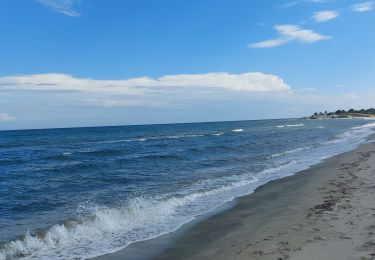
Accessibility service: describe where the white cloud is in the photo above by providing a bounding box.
[0,72,290,94]
[276,25,330,43]
[249,39,289,48]
[308,0,330,3]
[278,0,330,8]
[351,2,373,12]
[37,0,81,17]
[0,112,15,121]
[100,100,167,108]
[312,10,339,22]
[249,25,330,48]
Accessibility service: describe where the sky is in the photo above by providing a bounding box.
[0,0,374,130]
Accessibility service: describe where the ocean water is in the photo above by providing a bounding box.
[0,118,374,259]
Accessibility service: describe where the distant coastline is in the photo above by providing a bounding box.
[306,108,375,119]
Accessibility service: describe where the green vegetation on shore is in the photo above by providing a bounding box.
[309,108,375,119]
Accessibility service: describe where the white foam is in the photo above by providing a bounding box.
[231,129,243,132]
[0,176,261,260]
[92,134,208,144]
[167,134,204,139]
[257,160,297,176]
[352,122,375,130]
[268,146,311,159]
[276,124,304,128]
[323,122,375,145]
[285,124,304,127]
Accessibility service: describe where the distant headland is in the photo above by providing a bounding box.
[308,108,375,119]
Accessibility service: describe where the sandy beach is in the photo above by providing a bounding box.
[96,134,375,260]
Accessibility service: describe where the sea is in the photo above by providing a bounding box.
[1,118,375,259]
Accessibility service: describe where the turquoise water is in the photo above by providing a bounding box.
[0,118,374,259]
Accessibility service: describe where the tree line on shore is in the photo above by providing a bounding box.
[309,108,375,119]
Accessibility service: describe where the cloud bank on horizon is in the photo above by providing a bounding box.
[1,70,374,129]
[0,72,290,93]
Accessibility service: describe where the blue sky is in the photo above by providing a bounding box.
[0,0,374,130]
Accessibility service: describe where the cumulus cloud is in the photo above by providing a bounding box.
[0,72,290,94]
[351,2,373,12]
[249,25,330,48]
[0,112,15,121]
[37,0,81,17]
[312,10,339,22]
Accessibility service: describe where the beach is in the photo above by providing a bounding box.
[97,134,375,260]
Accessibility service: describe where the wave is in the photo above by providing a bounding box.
[0,155,316,260]
[45,149,122,161]
[0,148,339,260]
[0,176,261,260]
[351,122,375,130]
[323,122,375,145]
[64,132,226,147]
[42,152,74,161]
[166,134,204,139]
[92,134,209,144]
[231,129,243,132]
[268,146,311,159]
[39,161,94,173]
[256,160,297,177]
[276,124,304,128]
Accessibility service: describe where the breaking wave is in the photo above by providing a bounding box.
[276,124,304,128]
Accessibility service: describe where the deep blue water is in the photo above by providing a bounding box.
[0,118,374,259]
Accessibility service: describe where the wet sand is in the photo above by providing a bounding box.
[96,135,375,260]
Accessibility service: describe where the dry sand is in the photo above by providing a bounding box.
[96,136,375,260]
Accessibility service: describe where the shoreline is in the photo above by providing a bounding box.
[94,134,375,260]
